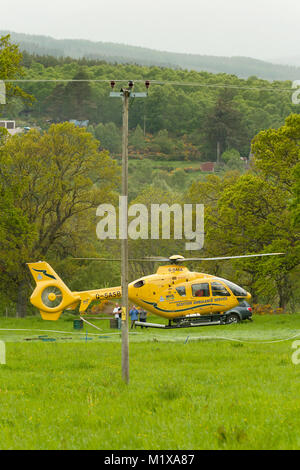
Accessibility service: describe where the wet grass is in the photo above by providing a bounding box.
[0,314,299,449]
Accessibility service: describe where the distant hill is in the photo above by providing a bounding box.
[270,55,300,67]
[2,30,300,81]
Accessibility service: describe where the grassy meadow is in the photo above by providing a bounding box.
[0,313,299,450]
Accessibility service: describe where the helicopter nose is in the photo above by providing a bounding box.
[128,283,133,298]
[246,292,252,301]
[128,283,136,301]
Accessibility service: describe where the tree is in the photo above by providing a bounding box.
[202,89,248,160]
[0,34,33,112]
[290,163,300,228]
[127,186,183,279]
[43,83,68,121]
[0,122,120,315]
[129,124,145,151]
[186,165,299,309]
[0,186,36,314]
[213,173,297,307]
[64,69,96,121]
[95,122,122,154]
[153,129,175,155]
[221,148,244,171]
[185,171,241,277]
[249,113,300,308]
[252,113,300,194]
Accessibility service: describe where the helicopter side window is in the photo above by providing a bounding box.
[133,280,145,288]
[192,283,210,297]
[176,286,186,297]
[211,282,230,296]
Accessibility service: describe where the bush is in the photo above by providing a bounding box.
[252,304,285,315]
[90,300,114,316]
[184,166,200,173]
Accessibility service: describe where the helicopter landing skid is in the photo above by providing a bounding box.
[135,320,223,329]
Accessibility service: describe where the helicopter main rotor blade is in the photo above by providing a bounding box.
[73,257,170,262]
[182,253,285,261]
[132,253,285,261]
[73,253,285,262]
[74,258,121,261]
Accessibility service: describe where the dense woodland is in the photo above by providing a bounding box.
[4,52,300,162]
[0,34,299,316]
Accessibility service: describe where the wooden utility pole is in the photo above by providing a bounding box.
[121,89,129,384]
[110,81,148,384]
[217,141,221,164]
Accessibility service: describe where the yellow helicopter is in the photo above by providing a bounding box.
[27,252,283,328]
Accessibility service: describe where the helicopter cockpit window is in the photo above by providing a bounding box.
[192,283,210,297]
[133,280,145,288]
[211,282,230,296]
[217,278,247,297]
[176,286,186,297]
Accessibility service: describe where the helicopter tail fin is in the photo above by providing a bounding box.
[27,261,80,321]
[28,261,61,285]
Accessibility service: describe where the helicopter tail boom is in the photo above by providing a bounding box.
[27,261,122,320]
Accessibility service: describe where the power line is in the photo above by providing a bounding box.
[2,78,296,93]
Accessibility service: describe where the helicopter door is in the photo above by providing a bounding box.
[191,283,210,298]
[191,282,213,313]
[210,281,231,314]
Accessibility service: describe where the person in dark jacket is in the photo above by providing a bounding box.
[139,308,147,328]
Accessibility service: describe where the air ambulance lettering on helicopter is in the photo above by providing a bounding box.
[27,253,284,328]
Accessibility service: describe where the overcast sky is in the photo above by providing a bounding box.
[1,0,299,61]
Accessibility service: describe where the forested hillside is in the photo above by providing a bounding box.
[4,52,299,165]
[2,30,300,80]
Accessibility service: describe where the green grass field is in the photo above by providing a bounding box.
[0,314,299,450]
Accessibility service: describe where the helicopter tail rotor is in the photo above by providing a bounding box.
[27,262,80,320]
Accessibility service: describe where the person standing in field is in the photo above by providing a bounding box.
[129,305,139,329]
[113,303,119,317]
[139,308,148,328]
[117,306,122,329]
[113,303,121,329]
